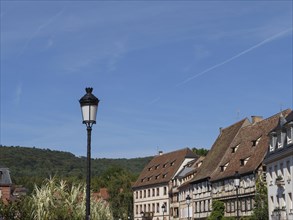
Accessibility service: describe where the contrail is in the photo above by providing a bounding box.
[176,27,293,87]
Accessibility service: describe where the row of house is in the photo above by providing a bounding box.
[132,109,293,220]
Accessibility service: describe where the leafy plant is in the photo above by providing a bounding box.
[250,174,268,220]
[208,200,225,220]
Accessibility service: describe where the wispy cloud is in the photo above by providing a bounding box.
[14,83,22,105]
[176,27,292,87]
[18,10,64,56]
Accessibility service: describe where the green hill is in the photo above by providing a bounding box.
[0,145,152,191]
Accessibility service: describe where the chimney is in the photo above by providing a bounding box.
[251,116,263,124]
[219,127,223,135]
[158,151,163,155]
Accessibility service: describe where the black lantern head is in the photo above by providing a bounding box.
[234,171,240,187]
[186,194,191,205]
[79,87,100,126]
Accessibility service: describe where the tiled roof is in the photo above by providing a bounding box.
[0,168,12,186]
[132,148,197,188]
[211,109,292,181]
[190,118,250,183]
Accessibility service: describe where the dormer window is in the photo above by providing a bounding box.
[277,132,286,149]
[232,144,239,153]
[162,173,167,178]
[170,160,176,166]
[252,137,261,147]
[155,164,160,170]
[155,174,160,180]
[163,163,168,168]
[287,122,293,144]
[269,132,277,152]
[148,166,153,171]
[240,157,250,166]
[220,162,229,172]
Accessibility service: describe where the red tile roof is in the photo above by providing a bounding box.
[132,148,197,188]
[190,118,250,183]
[211,109,292,181]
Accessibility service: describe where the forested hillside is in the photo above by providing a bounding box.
[0,145,153,191]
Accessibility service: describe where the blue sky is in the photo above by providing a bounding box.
[1,1,292,158]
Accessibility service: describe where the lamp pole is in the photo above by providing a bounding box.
[79,87,99,220]
[186,195,191,220]
[234,171,240,220]
[161,204,166,220]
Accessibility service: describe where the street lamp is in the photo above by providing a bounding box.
[161,203,166,220]
[234,171,240,220]
[79,87,99,220]
[140,211,144,220]
[186,195,191,220]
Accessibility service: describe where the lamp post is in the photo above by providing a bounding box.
[186,195,191,220]
[234,171,240,220]
[140,211,144,220]
[79,87,99,220]
[161,203,166,220]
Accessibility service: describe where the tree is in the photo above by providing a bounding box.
[208,200,225,220]
[251,174,268,220]
[101,166,135,220]
[192,147,209,156]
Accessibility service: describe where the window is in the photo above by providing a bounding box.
[170,160,175,166]
[231,201,235,212]
[164,186,167,195]
[240,157,250,166]
[156,188,160,196]
[287,160,291,176]
[287,125,293,144]
[156,203,160,213]
[232,144,240,153]
[163,163,168,168]
[270,132,277,152]
[289,193,292,210]
[163,173,167,178]
[155,164,160,169]
[274,165,278,177]
[148,189,150,197]
[252,137,261,147]
[155,174,160,180]
[268,167,272,183]
[152,188,155,197]
[148,166,153,171]
[136,191,138,199]
[277,132,286,148]
[226,201,231,213]
[280,163,284,176]
[247,198,252,211]
[136,205,138,214]
[140,191,142,198]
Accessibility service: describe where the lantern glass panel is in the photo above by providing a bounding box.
[81,105,97,123]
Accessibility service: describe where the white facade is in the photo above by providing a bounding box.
[133,185,169,220]
[265,121,293,220]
